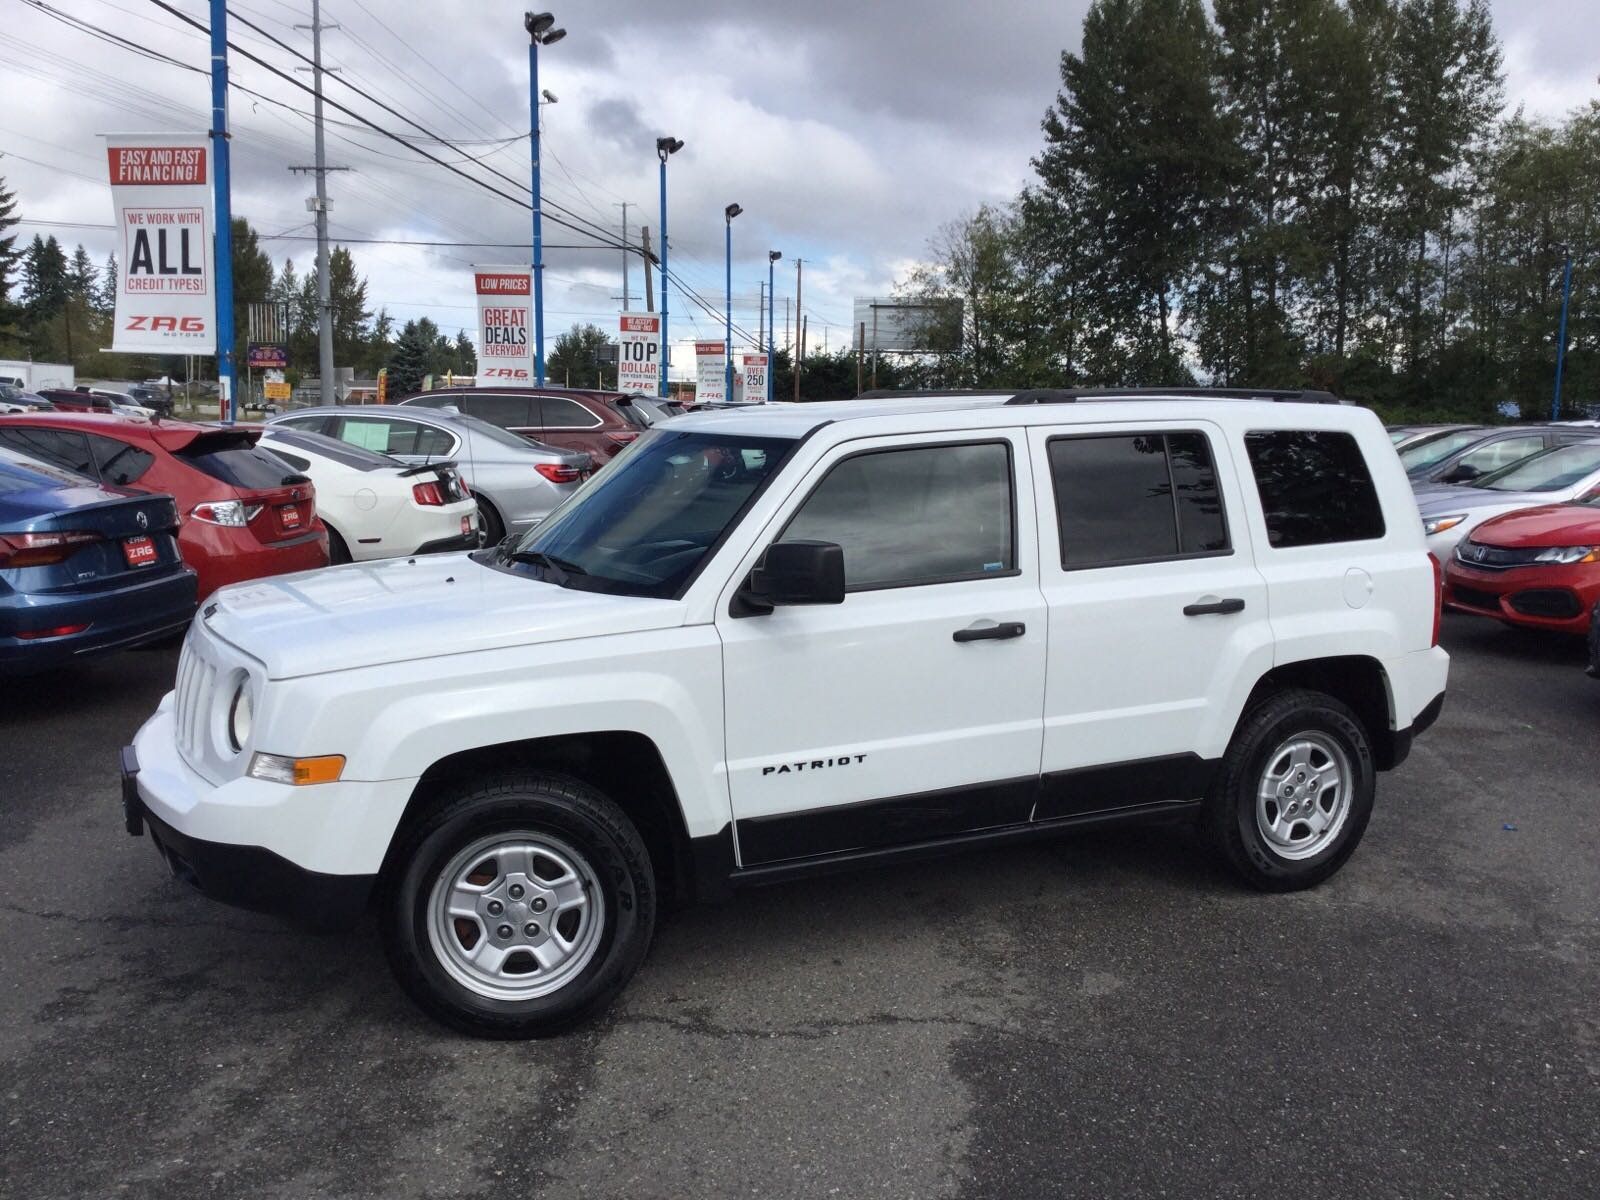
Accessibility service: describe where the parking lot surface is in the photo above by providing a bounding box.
[2,614,1597,1199]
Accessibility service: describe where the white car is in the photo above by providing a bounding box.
[1418,438,1600,559]
[257,426,480,562]
[124,387,1448,1038]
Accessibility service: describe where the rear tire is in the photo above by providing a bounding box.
[325,523,351,564]
[1204,688,1375,892]
[475,497,505,546]
[380,772,655,1038]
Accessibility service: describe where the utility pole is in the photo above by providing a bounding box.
[757,280,764,350]
[857,321,865,395]
[640,227,655,311]
[792,258,803,403]
[784,297,790,352]
[616,201,630,311]
[1552,243,1573,421]
[209,0,237,421]
[291,0,346,406]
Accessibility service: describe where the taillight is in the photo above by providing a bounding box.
[534,462,582,484]
[1428,552,1443,647]
[16,622,91,640]
[0,530,104,568]
[191,500,263,527]
[604,431,640,450]
[412,480,445,506]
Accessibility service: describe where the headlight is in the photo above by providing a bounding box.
[227,681,253,752]
[1532,546,1600,565]
[1423,514,1467,536]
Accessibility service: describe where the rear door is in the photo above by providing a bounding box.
[459,395,537,441]
[1029,422,1271,817]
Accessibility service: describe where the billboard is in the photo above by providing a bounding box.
[740,352,769,404]
[851,297,963,353]
[695,341,727,405]
[474,266,533,385]
[617,313,661,393]
[104,134,216,354]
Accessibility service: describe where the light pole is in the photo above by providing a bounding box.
[525,12,565,388]
[767,250,780,403]
[724,203,742,400]
[209,0,237,421]
[655,136,683,398]
[1553,242,1573,422]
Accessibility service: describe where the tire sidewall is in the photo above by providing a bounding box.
[388,788,652,1036]
[1226,698,1375,886]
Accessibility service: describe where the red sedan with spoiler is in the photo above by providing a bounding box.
[0,413,327,599]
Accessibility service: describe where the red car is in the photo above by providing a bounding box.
[37,389,117,415]
[0,414,327,599]
[398,387,651,463]
[1443,498,1600,635]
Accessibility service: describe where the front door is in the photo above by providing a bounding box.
[716,431,1048,867]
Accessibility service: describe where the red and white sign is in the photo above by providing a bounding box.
[618,312,661,393]
[695,341,727,405]
[474,265,533,385]
[741,352,769,404]
[104,134,215,354]
[122,536,157,568]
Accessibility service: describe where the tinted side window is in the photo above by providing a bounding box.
[465,395,533,428]
[0,427,96,478]
[1453,434,1544,477]
[538,397,601,428]
[1046,432,1230,567]
[1245,430,1385,548]
[87,434,156,485]
[415,426,455,458]
[782,442,1014,589]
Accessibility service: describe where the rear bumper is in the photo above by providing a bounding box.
[1386,690,1445,771]
[0,567,197,674]
[120,741,375,931]
[185,526,329,599]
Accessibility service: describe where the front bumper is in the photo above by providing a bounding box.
[1443,560,1596,635]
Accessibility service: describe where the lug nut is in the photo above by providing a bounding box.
[509,883,525,899]
[531,897,547,913]
[496,924,514,940]
[524,922,540,937]
[487,900,504,916]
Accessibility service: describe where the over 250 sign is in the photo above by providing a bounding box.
[103,134,216,354]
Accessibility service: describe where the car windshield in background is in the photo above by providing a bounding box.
[1398,428,1492,471]
[503,429,794,598]
[1473,442,1600,492]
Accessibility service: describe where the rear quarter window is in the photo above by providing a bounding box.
[1244,430,1385,548]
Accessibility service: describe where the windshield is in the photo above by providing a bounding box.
[501,428,795,597]
[1474,442,1600,493]
[1399,428,1489,471]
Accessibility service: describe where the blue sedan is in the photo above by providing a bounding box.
[0,446,197,674]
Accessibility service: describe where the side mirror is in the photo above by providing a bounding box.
[1445,463,1481,483]
[737,540,845,615]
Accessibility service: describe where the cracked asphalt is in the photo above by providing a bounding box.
[3,613,1598,1199]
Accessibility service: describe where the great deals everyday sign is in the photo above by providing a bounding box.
[104,134,215,354]
[695,341,727,405]
[617,313,661,393]
[474,266,533,384]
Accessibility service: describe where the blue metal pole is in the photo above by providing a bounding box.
[658,157,669,398]
[724,219,734,400]
[767,256,775,403]
[209,0,236,423]
[529,38,546,387]
[1553,248,1573,422]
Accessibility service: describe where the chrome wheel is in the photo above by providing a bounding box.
[1255,731,1352,861]
[427,832,605,1001]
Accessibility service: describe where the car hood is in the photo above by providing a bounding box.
[1468,503,1600,549]
[202,552,686,679]
[1416,487,1563,515]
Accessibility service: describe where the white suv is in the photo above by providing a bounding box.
[121,388,1449,1037]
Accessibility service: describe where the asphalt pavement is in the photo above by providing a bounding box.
[2,614,1597,1199]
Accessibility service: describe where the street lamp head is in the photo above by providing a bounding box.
[525,11,555,36]
[541,27,566,45]
[769,250,782,263]
[541,89,559,103]
[656,136,684,162]
[725,203,743,222]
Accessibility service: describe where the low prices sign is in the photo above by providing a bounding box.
[695,341,727,405]
[104,134,215,354]
[474,265,532,385]
[617,313,661,393]
[740,352,769,404]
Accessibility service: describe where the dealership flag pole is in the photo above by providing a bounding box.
[209,0,236,422]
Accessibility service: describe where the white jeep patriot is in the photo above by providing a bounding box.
[121,388,1449,1037]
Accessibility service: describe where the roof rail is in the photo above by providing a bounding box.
[1005,387,1346,406]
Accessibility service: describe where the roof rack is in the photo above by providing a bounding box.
[853,386,1345,406]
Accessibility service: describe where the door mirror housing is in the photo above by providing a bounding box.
[736,540,846,615]
[1444,462,1481,483]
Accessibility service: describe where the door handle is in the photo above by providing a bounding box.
[1183,597,1246,617]
[953,621,1026,643]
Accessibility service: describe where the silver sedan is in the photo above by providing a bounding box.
[266,405,592,542]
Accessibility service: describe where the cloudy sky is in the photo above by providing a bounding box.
[4,0,1596,379]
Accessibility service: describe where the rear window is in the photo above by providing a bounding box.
[1245,430,1385,548]
[177,433,300,489]
[262,428,396,472]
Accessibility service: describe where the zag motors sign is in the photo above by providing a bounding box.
[103,134,216,354]
[474,266,533,385]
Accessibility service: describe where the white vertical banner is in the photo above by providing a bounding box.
[617,313,661,393]
[695,341,727,405]
[474,266,532,385]
[103,134,216,354]
[740,352,769,404]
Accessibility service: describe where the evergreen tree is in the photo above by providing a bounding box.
[547,323,610,387]
[387,319,433,394]
[0,175,23,304]
[453,329,477,377]
[97,253,118,318]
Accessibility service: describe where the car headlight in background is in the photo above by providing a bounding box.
[1532,546,1599,564]
[227,681,253,752]
[1423,514,1467,536]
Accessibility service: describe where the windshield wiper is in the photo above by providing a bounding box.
[506,548,588,582]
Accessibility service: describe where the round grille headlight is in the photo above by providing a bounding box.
[227,682,253,753]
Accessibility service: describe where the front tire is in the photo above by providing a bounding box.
[1204,688,1375,892]
[380,773,656,1038]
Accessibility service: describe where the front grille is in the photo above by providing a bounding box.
[1455,541,1540,571]
[1450,585,1503,613]
[1508,589,1581,619]
[173,637,219,767]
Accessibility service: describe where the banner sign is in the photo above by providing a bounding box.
[474,265,533,385]
[617,313,661,393]
[247,343,288,369]
[695,341,727,405]
[104,134,215,354]
[740,352,769,404]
